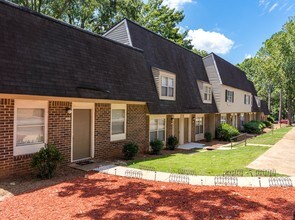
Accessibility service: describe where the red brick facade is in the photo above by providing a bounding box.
[0,99,149,178]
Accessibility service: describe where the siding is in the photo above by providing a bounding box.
[151,67,160,97]
[103,21,132,46]
[203,55,222,111]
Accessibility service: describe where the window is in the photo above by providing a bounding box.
[150,118,165,142]
[195,117,204,134]
[226,90,234,103]
[161,76,174,98]
[111,104,126,141]
[204,85,212,103]
[221,114,227,124]
[244,94,251,105]
[14,100,48,156]
[255,96,261,107]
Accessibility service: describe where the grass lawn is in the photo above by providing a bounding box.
[247,126,292,145]
[128,127,293,176]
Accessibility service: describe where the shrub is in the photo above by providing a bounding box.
[31,144,63,179]
[204,132,212,142]
[166,135,179,150]
[122,142,139,160]
[150,139,164,155]
[243,120,266,134]
[262,120,272,128]
[267,116,275,123]
[216,123,239,141]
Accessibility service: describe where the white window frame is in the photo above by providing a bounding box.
[221,114,227,124]
[149,115,166,143]
[14,100,48,156]
[195,117,204,135]
[159,72,176,101]
[111,104,127,141]
[203,84,212,103]
[244,94,251,105]
[226,90,234,103]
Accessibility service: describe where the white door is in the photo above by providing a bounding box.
[195,116,204,141]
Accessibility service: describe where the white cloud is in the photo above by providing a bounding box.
[286,4,294,11]
[187,29,234,54]
[245,54,252,59]
[163,0,193,9]
[269,3,278,12]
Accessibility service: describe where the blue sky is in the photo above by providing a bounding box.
[163,0,295,64]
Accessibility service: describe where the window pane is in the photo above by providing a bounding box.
[150,131,157,142]
[158,130,165,141]
[200,125,204,134]
[204,93,208,100]
[17,126,44,145]
[196,126,200,134]
[168,88,174,97]
[112,109,125,135]
[150,119,157,132]
[158,119,165,130]
[168,78,174,87]
[161,86,168,96]
[17,109,44,126]
[162,76,168,86]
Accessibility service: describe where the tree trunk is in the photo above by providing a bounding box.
[278,86,282,127]
[268,85,271,113]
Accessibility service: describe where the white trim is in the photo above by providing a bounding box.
[195,114,205,141]
[124,20,133,47]
[71,102,95,162]
[203,83,212,104]
[158,70,176,101]
[110,104,127,142]
[149,116,166,144]
[13,100,48,156]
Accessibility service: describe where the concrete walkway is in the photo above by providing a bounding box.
[93,165,295,188]
[248,127,295,176]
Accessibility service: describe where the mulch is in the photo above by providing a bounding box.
[0,172,294,220]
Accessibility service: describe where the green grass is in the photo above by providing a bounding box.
[128,127,293,176]
[247,126,293,145]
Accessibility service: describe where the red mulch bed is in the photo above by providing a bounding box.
[0,173,295,220]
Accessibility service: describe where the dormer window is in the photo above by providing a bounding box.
[159,73,176,100]
[203,84,212,103]
[226,90,234,103]
[244,94,251,105]
[255,96,261,107]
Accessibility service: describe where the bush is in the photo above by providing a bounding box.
[267,116,275,123]
[216,123,239,141]
[122,142,139,160]
[262,120,272,128]
[166,135,179,150]
[204,132,212,142]
[243,120,266,134]
[150,139,164,155]
[31,144,63,179]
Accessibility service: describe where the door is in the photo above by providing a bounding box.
[174,118,180,140]
[73,109,91,161]
[184,118,189,143]
[195,116,204,141]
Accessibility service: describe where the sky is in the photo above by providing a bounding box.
[162,0,295,64]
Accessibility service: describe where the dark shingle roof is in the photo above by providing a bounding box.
[261,100,270,115]
[248,80,260,112]
[0,1,157,102]
[126,19,218,114]
[212,53,252,93]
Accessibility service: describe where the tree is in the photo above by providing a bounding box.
[10,0,193,49]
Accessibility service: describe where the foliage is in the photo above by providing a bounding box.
[122,142,139,160]
[243,120,266,134]
[204,132,212,142]
[150,139,164,155]
[216,123,239,141]
[31,144,63,179]
[262,120,272,128]
[238,17,295,124]
[10,0,195,50]
[267,116,275,123]
[166,135,178,150]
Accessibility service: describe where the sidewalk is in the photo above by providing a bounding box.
[93,165,295,188]
[248,127,295,176]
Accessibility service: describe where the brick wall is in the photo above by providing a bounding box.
[48,101,72,163]
[0,99,14,177]
[191,115,196,142]
[94,104,149,160]
[166,115,173,140]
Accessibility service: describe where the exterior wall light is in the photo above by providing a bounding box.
[66,107,72,114]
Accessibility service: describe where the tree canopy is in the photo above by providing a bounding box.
[238,17,295,123]
[10,0,210,55]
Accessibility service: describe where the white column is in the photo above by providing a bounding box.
[179,114,184,145]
